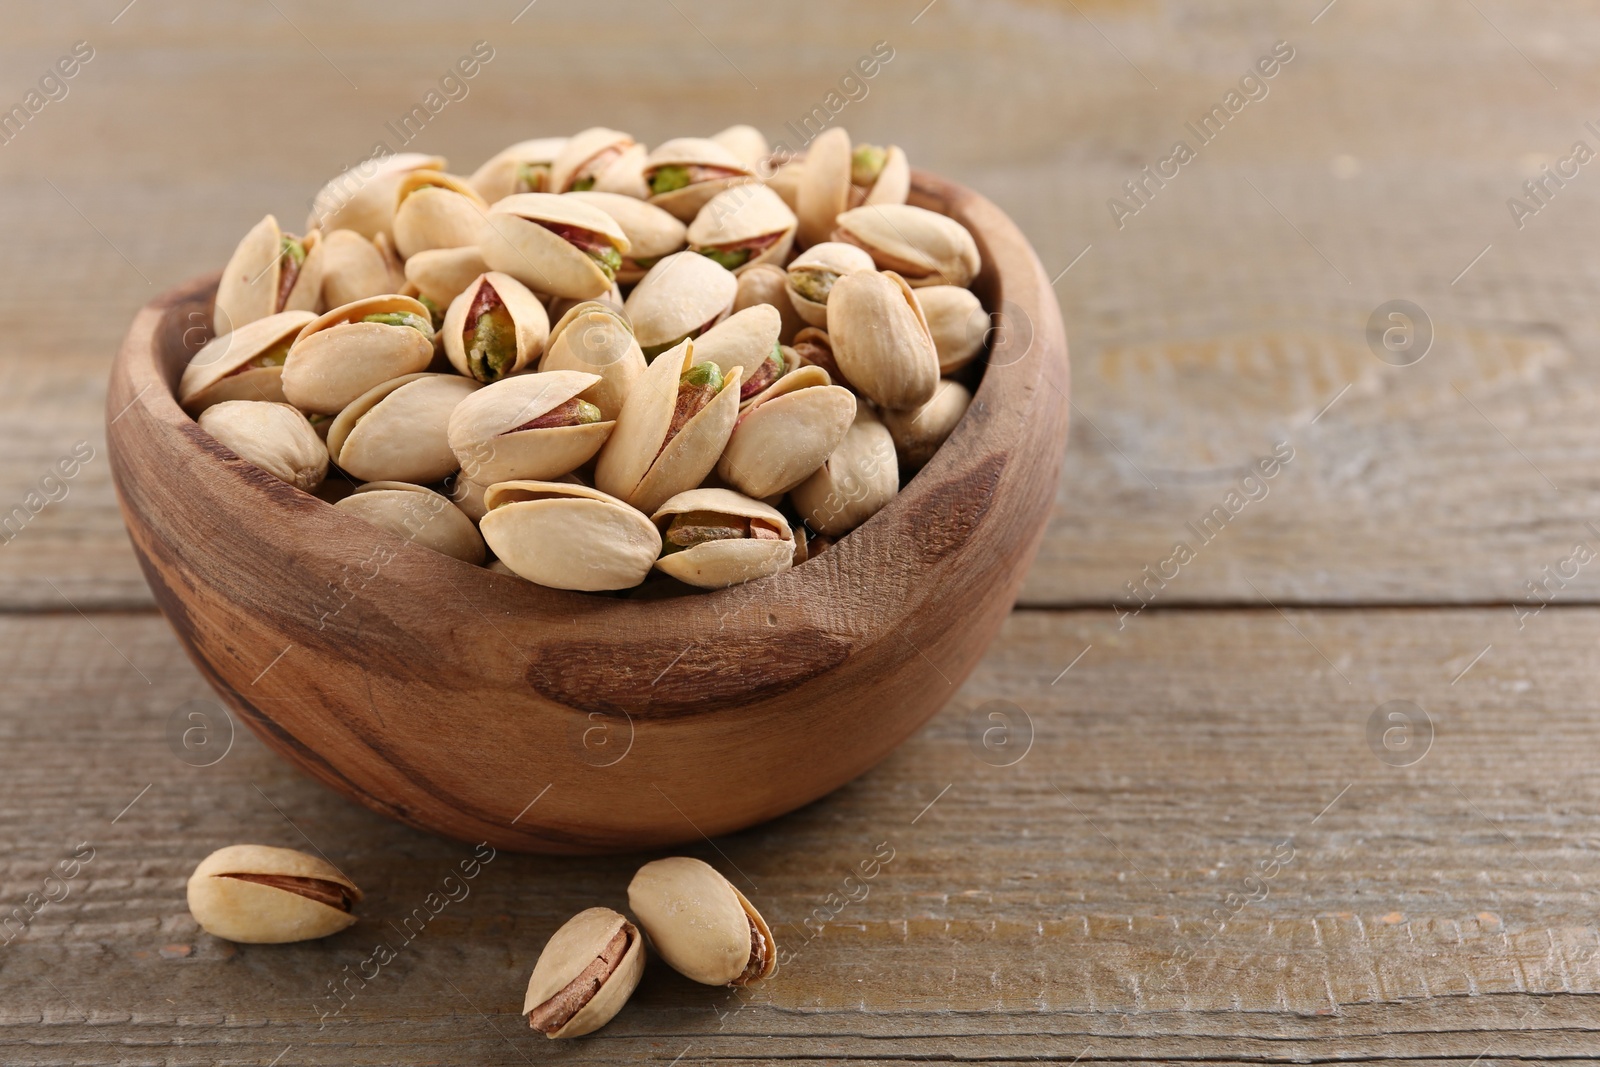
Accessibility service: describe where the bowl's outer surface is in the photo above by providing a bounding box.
[107,171,1070,854]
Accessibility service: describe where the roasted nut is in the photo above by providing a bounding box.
[198,400,329,492]
[652,488,795,589]
[764,156,806,212]
[550,127,640,194]
[710,124,770,170]
[833,203,981,288]
[441,271,551,383]
[622,251,738,359]
[717,365,856,498]
[480,480,660,591]
[215,215,324,333]
[791,404,898,537]
[180,310,315,415]
[307,152,445,238]
[848,143,910,208]
[691,304,785,402]
[827,271,940,410]
[594,340,742,514]
[540,301,646,420]
[335,481,486,564]
[916,285,989,374]
[318,229,404,309]
[187,844,361,944]
[567,191,688,284]
[445,471,490,522]
[628,857,776,986]
[326,373,480,484]
[478,193,631,301]
[523,908,646,1039]
[881,378,972,471]
[392,170,490,259]
[785,241,876,328]
[643,137,758,222]
[796,126,852,248]
[469,136,569,201]
[448,369,612,485]
[789,326,842,381]
[688,184,796,273]
[732,263,804,344]
[405,245,492,310]
[282,295,437,415]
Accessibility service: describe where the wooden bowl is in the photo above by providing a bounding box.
[107,171,1070,854]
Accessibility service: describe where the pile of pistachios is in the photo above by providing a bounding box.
[182,125,988,592]
[188,846,772,1038]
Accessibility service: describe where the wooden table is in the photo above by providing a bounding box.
[4,1,1598,1062]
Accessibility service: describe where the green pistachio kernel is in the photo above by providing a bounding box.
[851,145,888,187]
[631,255,659,271]
[771,340,786,375]
[570,175,597,192]
[574,399,603,424]
[650,166,692,195]
[361,312,434,336]
[589,244,622,281]
[516,162,550,193]
[641,335,691,361]
[700,247,750,271]
[790,269,839,304]
[680,361,724,391]
[467,309,516,382]
[417,295,445,329]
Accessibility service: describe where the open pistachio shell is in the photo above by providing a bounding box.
[282,295,437,415]
[621,251,738,357]
[441,271,551,383]
[594,339,742,515]
[335,481,486,564]
[791,403,898,537]
[215,215,324,334]
[917,285,989,374]
[307,152,446,239]
[392,171,490,259]
[326,373,480,484]
[833,203,981,288]
[187,844,362,945]
[882,378,972,471]
[785,241,877,328]
[790,326,842,382]
[480,481,660,591]
[469,137,569,201]
[651,488,794,589]
[644,137,758,222]
[523,907,646,1039]
[448,369,611,485]
[852,144,910,208]
[566,191,688,284]
[717,365,857,498]
[479,193,631,301]
[796,127,852,248]
[405,246,491,308]
[732,263,804,345]
[590,142,650,199]
[198,400,329,493]
[765,157,806,212]
[180,310,316,415]
[541,301,645,420]
[550,127,638,194]
[711,124,770,170]
[827,271,939,410]
[445,472,490,522]
[691,304,782,388]
[546,282,624,324]
[688,184,796,274]
[628,857,776,986]
[318,229,402,309]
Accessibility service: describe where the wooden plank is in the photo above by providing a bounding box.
[2,606,1598,1061]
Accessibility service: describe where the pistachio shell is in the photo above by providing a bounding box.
[590,142,650,199]
[523,907,645,1039]
[335,481,486,564]
[319,229,402,309]
[392,171,490,259]
[307,152,446,238]
[732,263,804,344]
[541,301,645,420]
[405,246,491,307]
[621,251,738,355]
[594,339,742,514]
[765,157,806,212]
[858,144,910,207]
[785,241,877,328]
[550,127,637,194]
[546,281,624,324]
[691,304,782,382]
[448,370,611,485]
[446,472,490,521]
[711,124,770,169]
[796,127,852,248]
[326,373,480,483]
[716,366,857,498]
[198,400,328,492]
[566,191,688,283]
[180,310,316,415]
[917,285,989,374]
[480,481,660,591]
[441,271,551,382]
[827,271,939,410]
[215,215,323,333]
[282,295,437,415]
[651,488,795,589]
[469,137,569,201]
[790,326,842,382]
[187,844,361,944]
[628,857,776,986]
[833,203,981,288]
[791,403,898,537]
[882,378,971,471]
[687,185,797,272]
[644,137,758,221]
[479,193,630,301]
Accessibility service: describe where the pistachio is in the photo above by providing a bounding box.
[732,263,804,344]
[550,127,639,194]
[621,251,738,359]
[628,857,776,986]
[214,215,324,333]
[594,340,742,514]
[764,156,806,212]
[796,126,852,248]
[405,245,493,309]
[717,365,857,498]
[785,241,876,328]
[198,400,329,492]
[916,285,989,374]
[789,326,843,382]
[445,471,490,522]
[710,124,771,170]
[566,191,688,285]
[523,908,645,1039]
[833,203,981,288]
[469,137,569,201]
[882,378,972,471]
[307,152,445,239]
[318,229,404,309]
[281,295,438,415]
[688,184,797,273]
[180,310,316,415]
[480,481,660,591]
[478,193,631,301]
[827,271,940,410]
[849,143,910,208]
[326,373,480,483]
[643,137,758,222]
[187,844,362,944]
[791,403,899,537]
[392,170,490,259]
[690,304,785,401]
[540,301,646,421]
[448,369,611,485]
[335,481,486,564]
[651,488,793,588]
[441,271,551,383]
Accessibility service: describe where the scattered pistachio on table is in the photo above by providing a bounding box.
[524,908,646,1038]
[187,844,362,944]
[628,856,777,986]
